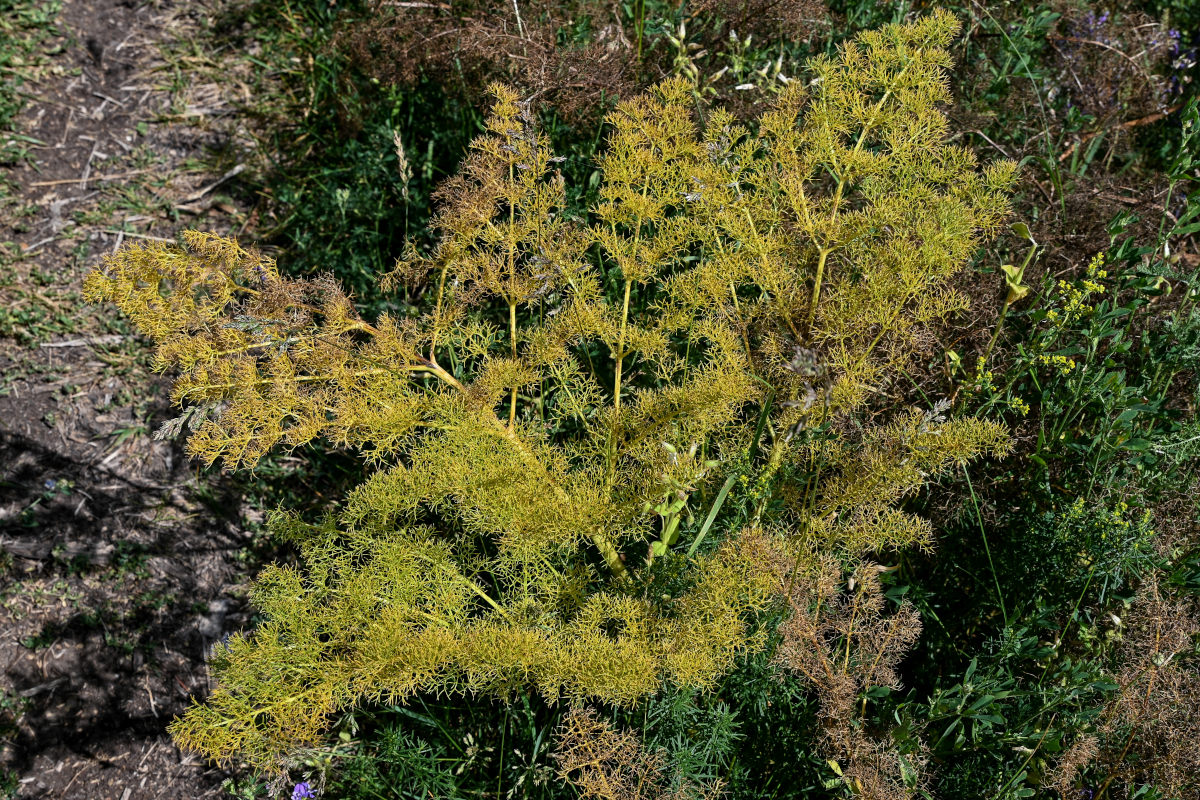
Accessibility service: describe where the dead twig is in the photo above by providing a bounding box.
[1059,104,1182,162]
[40,335,132,349]
[102,229,176,242]
[79,140,102,188]
[28,169,153,187]
[176,163,247,205]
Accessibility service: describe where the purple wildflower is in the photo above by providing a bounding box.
[1074,11,1111,44]
[292,783,315,800]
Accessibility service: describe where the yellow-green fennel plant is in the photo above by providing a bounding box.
[85,10,1014,774]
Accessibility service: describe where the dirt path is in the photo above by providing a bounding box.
[1,0,257,797]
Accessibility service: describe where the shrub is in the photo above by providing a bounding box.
[86,10,1016,790]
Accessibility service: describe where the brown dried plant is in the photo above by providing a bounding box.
[688,0,824,42]
[553,707,724,800]
[339,1,831,122]
[1046,732,1099,799]
[1089,583,1200,799]
[1048,6,1182,128]
[773,557,927,799]
[340,1,640,121]
[1048,580,1200,799]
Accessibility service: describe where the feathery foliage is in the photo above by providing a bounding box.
[554,706,725,800]
[84,10,1015,777]
[774,558,926,799]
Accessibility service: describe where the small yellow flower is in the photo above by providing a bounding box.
[1037,354,1076,376]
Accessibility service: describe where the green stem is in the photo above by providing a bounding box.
[425,555,512,622]
[982,242,1039,368]
[605,279,635,492]
[980,300,1010,369]
[987,714,1056,800]
[613,279,633,412]
[753,434,787,524]
[963,464,1008,628]
[806,248,830,333]
[805,71,905,332]
[508,300,518,428]
[635,0,645,61]
[688,474,738,558]
[492,418,628,581]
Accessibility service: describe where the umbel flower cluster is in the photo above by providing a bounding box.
[85,10,1013,778]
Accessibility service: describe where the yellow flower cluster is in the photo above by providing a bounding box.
[973,355,996,389]
[1058,280,1094,321]
[1038,354,1078,375]
[1048,252,1108,326]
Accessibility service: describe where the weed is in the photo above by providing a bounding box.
[90,13,1017,784]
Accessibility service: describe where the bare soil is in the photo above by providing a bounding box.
[1,0,259,796]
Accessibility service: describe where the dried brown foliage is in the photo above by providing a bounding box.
[944,5,1181,302]
[340,2,640,121]
[773,557,926,799]
[1048,6,1180,127]
[338,1,832,121]
[1049,582,1200,799]
[1047,733,1099,799]
[553,707,724,800]
[1149,487,1200,560]
[689,0,824,41]
[1086,583,1200,799]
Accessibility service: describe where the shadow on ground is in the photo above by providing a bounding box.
[0,363,255,798]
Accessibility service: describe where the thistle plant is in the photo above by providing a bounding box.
[85,10,1014,777]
